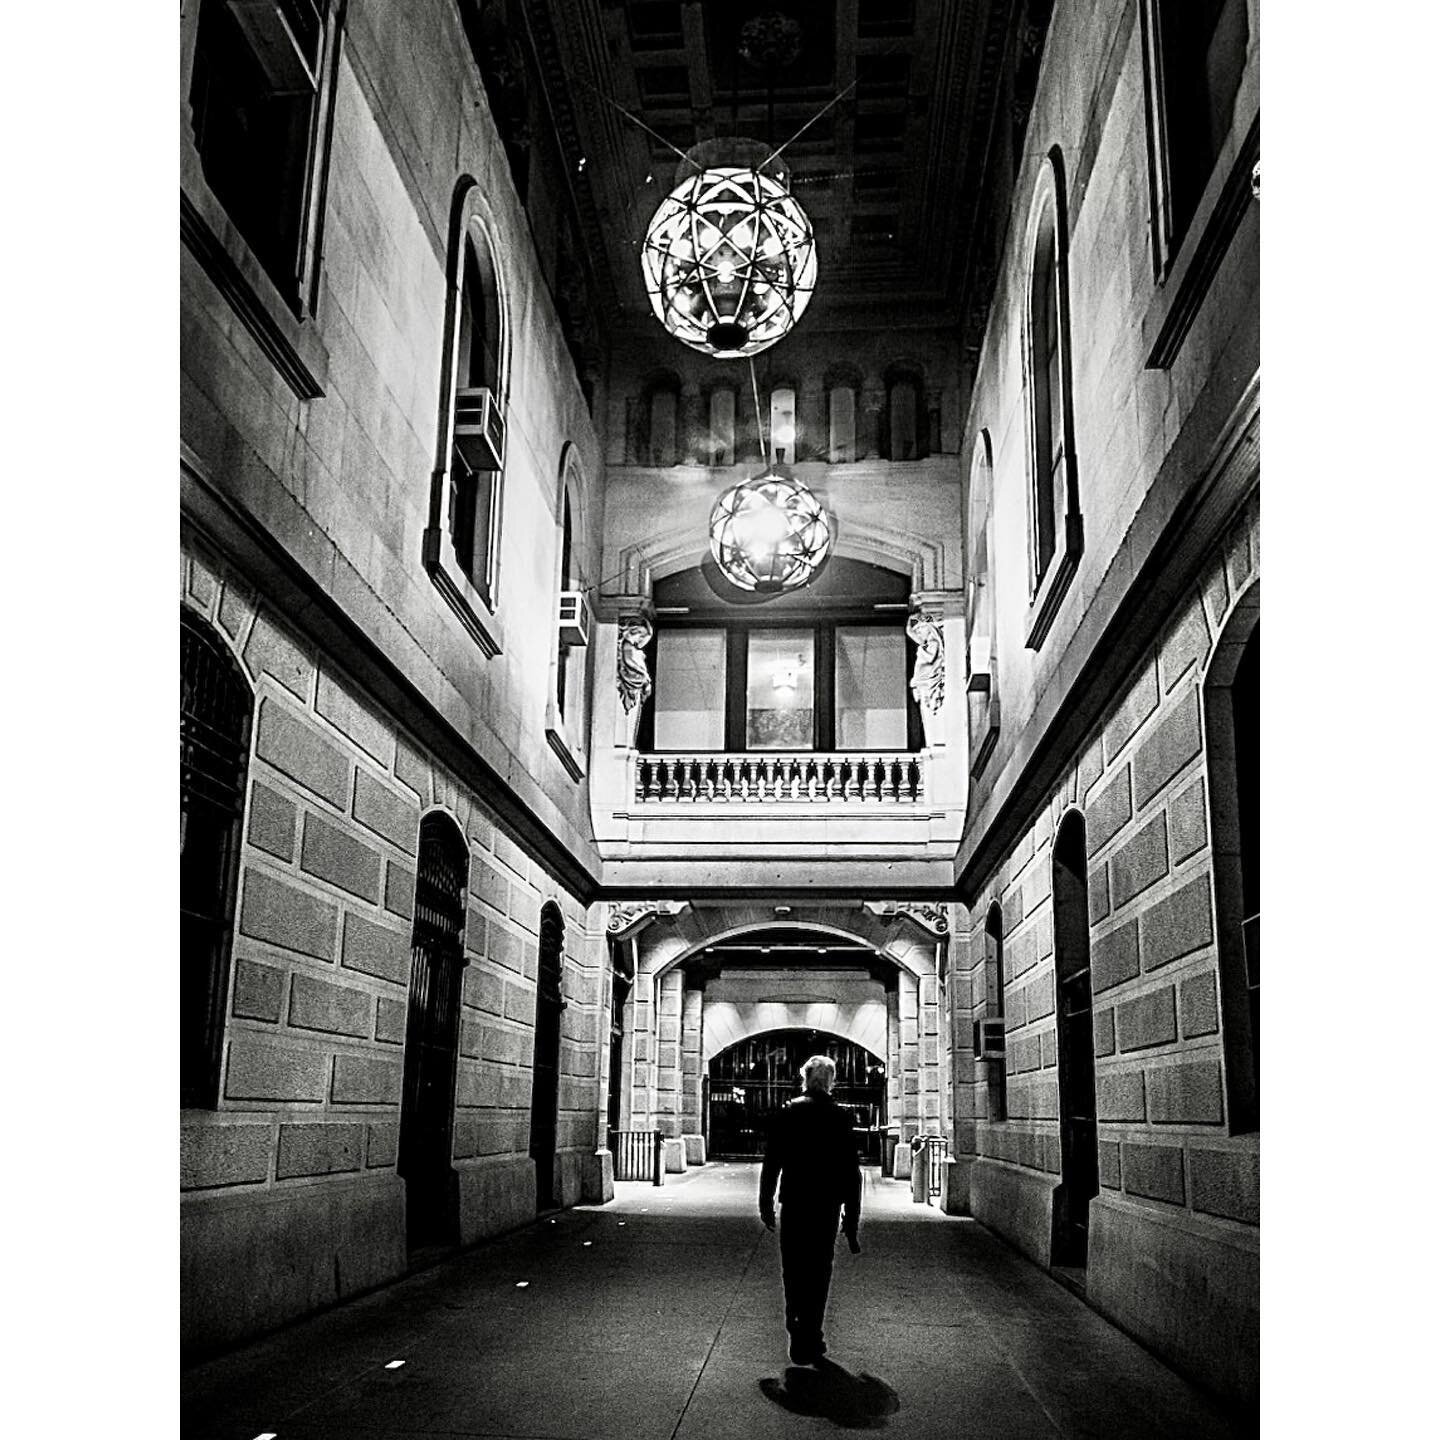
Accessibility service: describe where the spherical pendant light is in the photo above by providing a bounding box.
[708,467,832,592]
[641,163,818,359]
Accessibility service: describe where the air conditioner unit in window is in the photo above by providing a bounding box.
[228,0,323,94]
[453,386,507,473]
[973,1018,1006,1060]
[557,590,592,648]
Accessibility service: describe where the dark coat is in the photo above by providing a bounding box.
[759,1089,862,1229]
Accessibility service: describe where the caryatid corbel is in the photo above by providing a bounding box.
[615,610,654,747]
[906,609,945,715]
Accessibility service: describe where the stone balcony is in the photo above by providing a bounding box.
[632,751,926,805]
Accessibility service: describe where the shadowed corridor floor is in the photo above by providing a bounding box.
[181,1161,1254,1438]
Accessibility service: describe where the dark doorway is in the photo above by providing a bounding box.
[1052,812,1098,1269]
[606,971,631,1138]
[530,902,565,1210]
[706,1030,886,1161]
[398,814,469,1252]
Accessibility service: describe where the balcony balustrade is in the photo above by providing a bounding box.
[633,751,925,804]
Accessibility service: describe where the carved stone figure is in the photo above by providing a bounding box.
[906,610,945,715]
[617,613,654,713]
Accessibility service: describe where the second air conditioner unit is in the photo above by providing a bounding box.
[557,590,592,648]
[973,1018,1006,1060]
[453,386,507,473]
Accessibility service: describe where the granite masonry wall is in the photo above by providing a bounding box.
[180,543,607,1355]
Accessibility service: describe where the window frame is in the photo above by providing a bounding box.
[423,180,511,659]
[965,431,1001,775]
[546,449,592,780]
[180,608,255,1110]
[180,0,344,399]
[1021,149,1083,651]
[639,611,922,754]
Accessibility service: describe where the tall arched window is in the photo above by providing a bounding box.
[984,903,1007,1122]
[1023,150,1082,649]
[886,374,922,461]
[531,902,566,1208]
[967,432,1001,775]
[426,180,509,657]
[548,449,590,779]
[640,373,681,466]
[769,386,797,465]
[181,609,254,1108]
[828,383,856,462]
[708,385,737,466]
[399,813,470,1250]
[1205,596,1259,1133]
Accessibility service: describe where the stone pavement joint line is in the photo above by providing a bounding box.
[181,1161,1254,1440]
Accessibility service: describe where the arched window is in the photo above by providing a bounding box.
[1023,151,1082,649]
[426,180,510,657]
[887,375,921,461]
[769,386,797,465]
[1205,598,1259,1133]
[984,904,1008,1122]
[645,378,680,466]
[548,450,590,779]
[967,432,1001,775]
[399,812,470,1250]
[828,383,856,463]
[708,385,737,466]
[181,609,254,1108]
[531,902,566,1207]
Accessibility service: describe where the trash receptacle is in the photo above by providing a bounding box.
[881,1130,899,1177]
[910,1136,928,1202]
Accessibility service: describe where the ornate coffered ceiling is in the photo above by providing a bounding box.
[531,0,1034,340]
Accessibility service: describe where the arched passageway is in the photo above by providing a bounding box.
[706,1029,887,1161]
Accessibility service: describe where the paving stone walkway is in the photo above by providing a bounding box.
[182,1161,1255,1439]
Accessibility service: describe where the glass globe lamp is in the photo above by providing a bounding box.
[708,467,832,592]
[641,165,818,359]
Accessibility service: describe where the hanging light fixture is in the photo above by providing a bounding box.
[641,147,818,359]
[708,465,831,593]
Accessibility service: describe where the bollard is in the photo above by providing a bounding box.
[911,1138,928,1203]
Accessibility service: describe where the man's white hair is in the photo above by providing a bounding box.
[801,1054,837,1092]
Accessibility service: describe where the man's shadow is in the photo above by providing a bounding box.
[759,1359,900,1430]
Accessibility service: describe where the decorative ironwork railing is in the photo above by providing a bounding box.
[633,752,925,803]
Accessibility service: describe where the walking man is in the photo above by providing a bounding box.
[759,1054,862,1365]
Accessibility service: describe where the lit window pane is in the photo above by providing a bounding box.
[835,627,906,748]
[770,388,796,464]
[710,388,735,465]
[829,386,855,462]
[650,390,677,465]
[654,629,725,749]
[746,629,813,750]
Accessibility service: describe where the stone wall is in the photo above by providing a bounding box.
[180,541,606,1354]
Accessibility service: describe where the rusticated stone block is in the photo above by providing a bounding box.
[225,1037,326,1102]
[181,1124,272,1190]
[1140,872,1214,971]
[353,769,419,853]
[1110,812,1169,909]
[503,983,535,1024]
[1098,1140,1122,1190]
[1087,765,1133,854]
[1097,1069,1145,1121]
[1147,1060,1224,1124]
[464,907,487,957]
[247,782,296,862]
[482,1025,533,1068]
[341,911,410,985]
[300,814,382,902]
[522,940,539,982]
[1007,923,1038,979]
[464,967,504,1015]
[187,554,217,607]
[217,576,254,641]
[1089,864,1110,923]
[243,614,313,701]
[456,1064,504,1107]
[1122,1142,1185,1205]
[1190,1147,1259,1224]
[1103,664,1159,763]
[1041,1029,1056,1067]
[393,739,429,800]
[256,698,350,808]
[232,959,285,1022]
[1180,971,1219,1037]
[493,829,529,880]
[316,672,393,766]
[1093,1008,1116,1056]
[1026,974,1055,1022]
[239,869,337,961]
[488,924,523,974]
[1002,887,1023,936]
[1134,688,1203,810]
[276,1123,363,1179]
[289,973,371,1038]
[1159,598,1211,692]
[1091,919,1139,994]
[375,997,406,1045]
[1117,987,1177,1051]
[331,1055,403,1105]
[1168,777,1208,863]
[384,861,415,919]
[367,1123,399,1169]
